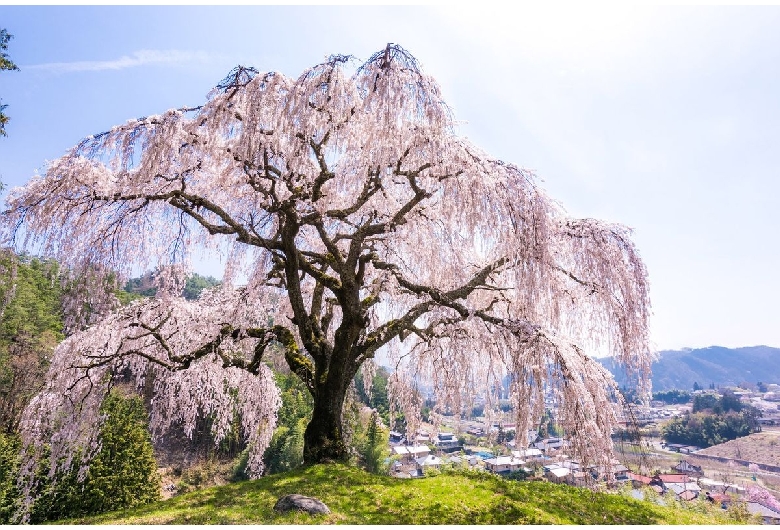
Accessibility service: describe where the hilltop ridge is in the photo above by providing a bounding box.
[600,345,780,391]
[64,463,738,525]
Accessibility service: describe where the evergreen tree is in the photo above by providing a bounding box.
[30,391,160,522]
[354,365,390,423]
[182,274,221,301]
[652,389,692,405]
[662,393,760,449]
[361,411,389,474]
[262,373,312,475]
[77,391,160,515]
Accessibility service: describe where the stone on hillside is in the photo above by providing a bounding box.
[273,494,331,515]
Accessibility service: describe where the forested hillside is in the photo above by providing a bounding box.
[600,345,780,391]
[661,391,761,447]
[0,251,63,433]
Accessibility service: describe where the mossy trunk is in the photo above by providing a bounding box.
[302,376,350,464]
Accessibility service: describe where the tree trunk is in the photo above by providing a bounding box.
[302,375,350,464]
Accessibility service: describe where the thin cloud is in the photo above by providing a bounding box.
[26,50,214,73]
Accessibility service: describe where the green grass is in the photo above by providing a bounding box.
[61,464,742,525]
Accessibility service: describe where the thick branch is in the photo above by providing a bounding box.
[359,257,509,357]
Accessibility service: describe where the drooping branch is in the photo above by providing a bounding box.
[3,43,652,486]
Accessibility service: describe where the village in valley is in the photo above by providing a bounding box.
[381,383,780,524]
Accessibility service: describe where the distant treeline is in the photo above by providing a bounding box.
[661,391,760,448]
[652,389,692,405]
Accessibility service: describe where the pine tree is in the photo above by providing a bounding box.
[362,411,388,474]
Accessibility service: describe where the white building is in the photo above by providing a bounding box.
[484,455,526,474]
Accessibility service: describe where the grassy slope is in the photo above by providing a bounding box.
[61,464,742,525]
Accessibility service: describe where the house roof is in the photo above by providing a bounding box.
[485,456,524,466]
[656,473,690,484]
[548,468,570,478]
[707,493,731,503]
[678,490,698,501]
[416,455,442,466]
[699,478,744,494]
[393,445,430,456]
[675,459,702,470]
[628,472,653,485]
[667,482,702,496]
[746,502,780,518]
[512,448,543,458]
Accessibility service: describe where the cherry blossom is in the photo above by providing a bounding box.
[2,45,652,480]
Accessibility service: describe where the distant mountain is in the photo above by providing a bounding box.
[599,346,780,392]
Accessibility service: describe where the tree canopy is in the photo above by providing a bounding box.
[1,44,652,486]
[0,29,19,137]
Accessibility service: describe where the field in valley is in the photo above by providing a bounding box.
[695,428,780,466]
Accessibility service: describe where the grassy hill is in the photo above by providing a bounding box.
[63,464,742,524]
[600,345,780,391]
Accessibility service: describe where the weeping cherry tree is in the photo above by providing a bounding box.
[1,45,652,485]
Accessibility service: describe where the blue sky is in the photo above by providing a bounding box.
[1,5,779,352]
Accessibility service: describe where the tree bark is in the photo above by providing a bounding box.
[302,375,350,464]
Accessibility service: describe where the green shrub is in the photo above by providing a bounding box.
[0,432,21,522]
[262,373,312,475]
